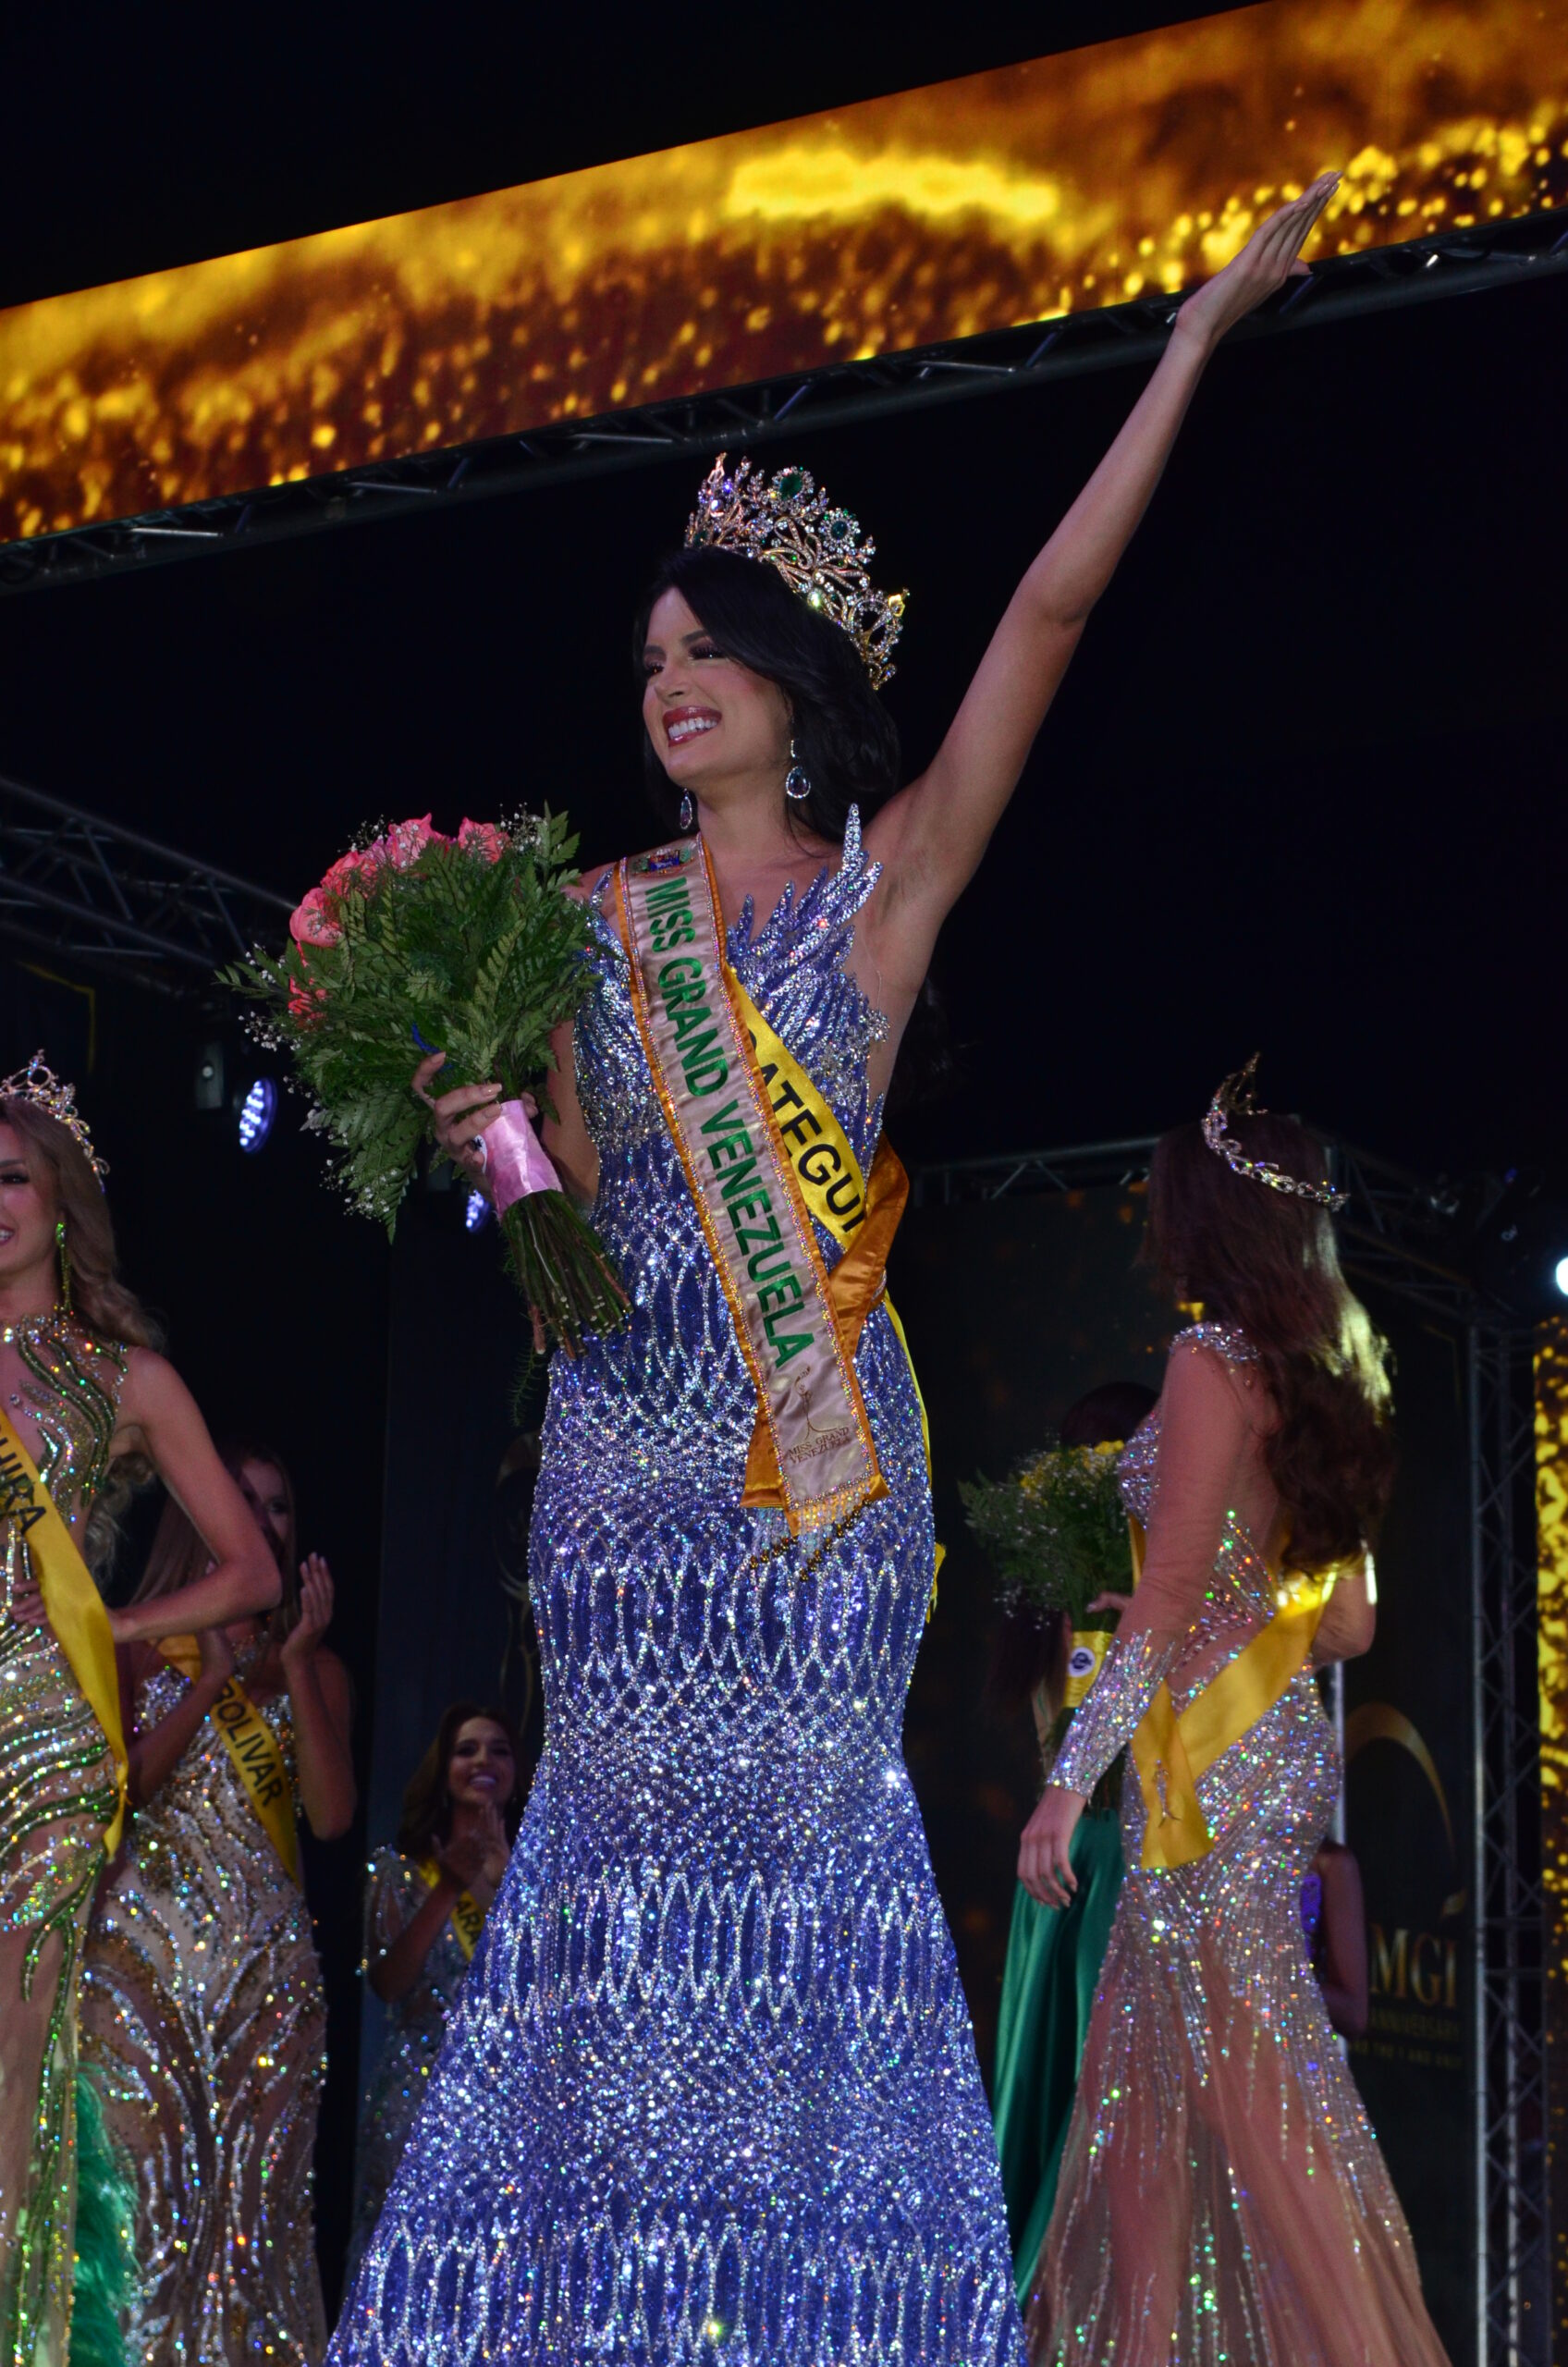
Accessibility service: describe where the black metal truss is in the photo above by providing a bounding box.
[912,1133,1542,2367]
[3,203,1563,599]
[0,774,291,994]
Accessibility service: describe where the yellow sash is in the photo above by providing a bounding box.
[417,1856,485,1960]
[0,1404,127,1853]
[728,974,945,1600]
[162,1637,300,1883]
[1126,1515,1338,1871]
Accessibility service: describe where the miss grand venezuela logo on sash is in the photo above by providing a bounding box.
[161,1637,300,1882]
[619,840,891,1536]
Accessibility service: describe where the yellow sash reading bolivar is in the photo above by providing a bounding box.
[417,1856,485,1960]
[162,1637,300,1883]
[1126,1515,1339,1871]
[0,1403,127,1853]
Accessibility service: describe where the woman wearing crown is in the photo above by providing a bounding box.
[332,182,1340,2363]
[0,1057,278,2367]
[1017,1069,1451,2364]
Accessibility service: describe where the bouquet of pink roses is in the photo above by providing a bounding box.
[224,810,626,1356]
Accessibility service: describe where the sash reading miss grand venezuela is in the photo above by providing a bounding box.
[619,840,906,1537]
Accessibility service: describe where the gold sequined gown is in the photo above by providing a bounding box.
[1029,1323,1450,2367]
[0,1313,129,2367]
[80,1643,329,2364]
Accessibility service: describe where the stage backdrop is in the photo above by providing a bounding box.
[371,1162,1474,2356]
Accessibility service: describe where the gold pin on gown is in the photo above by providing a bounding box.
[81,1645,328,2364]
[1029,1324,1450,2367]
[0,1314,129,2367]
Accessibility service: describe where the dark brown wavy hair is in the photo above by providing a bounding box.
[0,1093,163,1572]
[396,1700,526,1860]
[1145,1111,1394,1573]
[133,1439,300,1646]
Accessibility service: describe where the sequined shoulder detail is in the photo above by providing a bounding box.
[1170,1320,1257,1367]
[11,1317,129,1526]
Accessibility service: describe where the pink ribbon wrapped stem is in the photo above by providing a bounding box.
[479,1098,561,1215]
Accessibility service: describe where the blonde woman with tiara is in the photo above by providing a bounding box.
[82,1441,355,2364]
[0,1055,277,2367]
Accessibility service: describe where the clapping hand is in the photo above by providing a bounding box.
[1176,173,1340,350]
[439,1800,509,1906]
[281,1553,334,1666]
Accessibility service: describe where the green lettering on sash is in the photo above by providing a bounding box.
[658,955,702,987]
[758,1272,804,1318]
[643,880,690,914]
[684,1057,729,1097]
[766,1319,814,1367]
[700,1099,741,1136]
[671,1005,717,1048]
[747,1245,790,1282]
[735,1215,781,1252]
[709,1133,751,1172]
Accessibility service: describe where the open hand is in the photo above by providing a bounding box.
[1018,1784,1086,1909]
[1176,172,1340,350]
[281,1553,334,1665]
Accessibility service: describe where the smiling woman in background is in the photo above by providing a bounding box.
[348,1703,526,2275]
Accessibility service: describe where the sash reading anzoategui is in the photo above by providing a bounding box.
[0,1403,128,1852]
[619,841,888,1536]
[161,1637,300,1883]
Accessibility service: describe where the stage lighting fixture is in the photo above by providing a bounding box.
[238,1077,277,1155]
[1555,1256,1568,1300]
[194,1041,225,1111]
[465,1189,492,1233]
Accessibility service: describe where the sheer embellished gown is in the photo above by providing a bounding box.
[333,819,1024,2364]
[0,1315,129,2366]
[1029,1324,1450,2367]
[81,1644,328,2363]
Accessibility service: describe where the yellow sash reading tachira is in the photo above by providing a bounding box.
[417,1857,486,1960]
[161,1637,300,1883]
[1125,1514,1339,1871]
[0,1403,128,1852]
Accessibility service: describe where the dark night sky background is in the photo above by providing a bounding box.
[5,1,1562,1205]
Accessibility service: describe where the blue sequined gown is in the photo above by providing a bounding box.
[333,816,1024,2366]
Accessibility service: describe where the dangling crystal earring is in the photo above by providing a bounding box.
[679,790,695,833]
[55,1216,72,1314]
[784,738,812,803]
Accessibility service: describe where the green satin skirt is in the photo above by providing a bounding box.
[991,1807,1124,2308]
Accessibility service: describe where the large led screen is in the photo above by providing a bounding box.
[0,0,1562,545]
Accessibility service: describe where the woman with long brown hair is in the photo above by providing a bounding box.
[81,1441,354,2364]
[0,1058,278,2367]
[348,1702,525,2275]
[1018,1062,1448,2365]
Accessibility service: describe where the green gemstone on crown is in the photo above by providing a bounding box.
[775,469,805,499]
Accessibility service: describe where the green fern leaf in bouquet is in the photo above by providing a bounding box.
[221,811,628,1357]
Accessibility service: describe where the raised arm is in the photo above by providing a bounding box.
[108,1351,280,1643]
[864,175,1339,1003]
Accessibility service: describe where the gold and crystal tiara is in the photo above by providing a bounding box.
[0,1049,108,1184]
[684,453,907,689]
[1202,1055,1346,1210]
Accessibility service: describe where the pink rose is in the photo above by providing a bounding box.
[457,817,508,862]
[289,889,342,948]
[321,848,374,898]
[383,815,444,872]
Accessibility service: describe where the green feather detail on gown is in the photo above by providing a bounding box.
[67,2071,132,2367]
